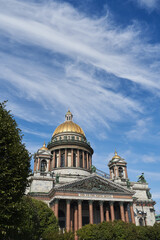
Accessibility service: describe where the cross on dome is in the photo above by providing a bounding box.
[65,109,73,121]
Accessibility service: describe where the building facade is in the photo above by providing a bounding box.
[28,110,155,234]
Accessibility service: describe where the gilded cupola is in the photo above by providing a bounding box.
[52,110,85,138]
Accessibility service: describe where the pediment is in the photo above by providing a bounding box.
[55,174,133,195]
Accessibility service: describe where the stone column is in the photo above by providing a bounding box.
[77,149,80,167]
[89,155,92,170]
[130,203,135,224]
[83,151,85,168]
[38,158,40,171]
[125,204,129,223]
[106,206,110,222]
[74,205,78,240]
[125,167,128,178]
[78,200,82,229]
[70,207,73,231]
[87,152,89,169]
[100,201,104,222]
[120,202,125,222]
[71,149,73,167]
[51,203,55,213]
[59,149,61,168]
[66,200,71,232]
[34,159,37,171]
[48,160,51,172]
[53,151,55,168]
[54,199,59,219]
[65,149,67,167]
[74,205,78,232]
[89,201,94,224]
[110,202,115,221]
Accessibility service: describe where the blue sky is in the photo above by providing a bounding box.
[0,0,160,213]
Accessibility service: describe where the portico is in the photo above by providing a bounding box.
[51,198,135,232]
[49,174,135,232]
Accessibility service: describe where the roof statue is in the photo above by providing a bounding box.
[137,173,146,183]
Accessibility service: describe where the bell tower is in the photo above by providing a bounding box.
[65,109,73,121]
[108,150,128,182]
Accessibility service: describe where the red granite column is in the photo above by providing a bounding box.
[74,204,78,240]
[83,151,85,168]
[106,206,110,222]
[89,155,92,170]
[38,158,40,171]
[78,200,82,229]
[125,167,128,178]
[71,149,73,167]
[66,200,71,232]
[89,201,94,224]
[110,202,115,221]
[48,160,51,171]
[74,205,78,231]
[77,149,80,167]
[54,199,59,219]
[34,159,37,171]
[120,202,125,222]
[87,152,89,169]
[53,151,55,168]
[59,149,61,167]
[65,149,67,167]
[100,201,104,222]
[125,204,129,223]
[130,203,135,224]
[70,207,73,231]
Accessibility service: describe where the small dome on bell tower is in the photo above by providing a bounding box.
[108,150,128,182]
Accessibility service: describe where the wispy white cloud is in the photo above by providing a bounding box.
[134,0,160,10]
[125,118,151,140]
[128,168,160,181]
[152,192,160,199]
[0,0,160,90]
[21,127,51,139]
[0,0,160,134]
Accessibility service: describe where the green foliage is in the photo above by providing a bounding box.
[14,196,59,240]
[77,220,160,240]
[42,229,74,240]
[0,101,31,237]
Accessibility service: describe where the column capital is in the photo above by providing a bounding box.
[129,202,133,206]
[78,199,82,204]
[66,199,71,204]
[120,201,124,206]
[54,199,59,204]
[89,200,93,204]
[99,201,104,205]
[109,201,114,206]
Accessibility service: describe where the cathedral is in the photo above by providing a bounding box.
[27,110,156,234]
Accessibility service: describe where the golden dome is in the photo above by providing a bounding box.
[53,110,85,137]
[112,150,121,160]
[53,121,85,137]
[40,141,48,151]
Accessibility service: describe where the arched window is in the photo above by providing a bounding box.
[80,152,83,168]
[73,152,76,167]
[41,160,47,172]
[118,167,123,178]
[61,153,65,167]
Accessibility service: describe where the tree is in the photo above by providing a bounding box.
[0,101,31,237]
[77,221,160,240]
[17,196,59,240]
